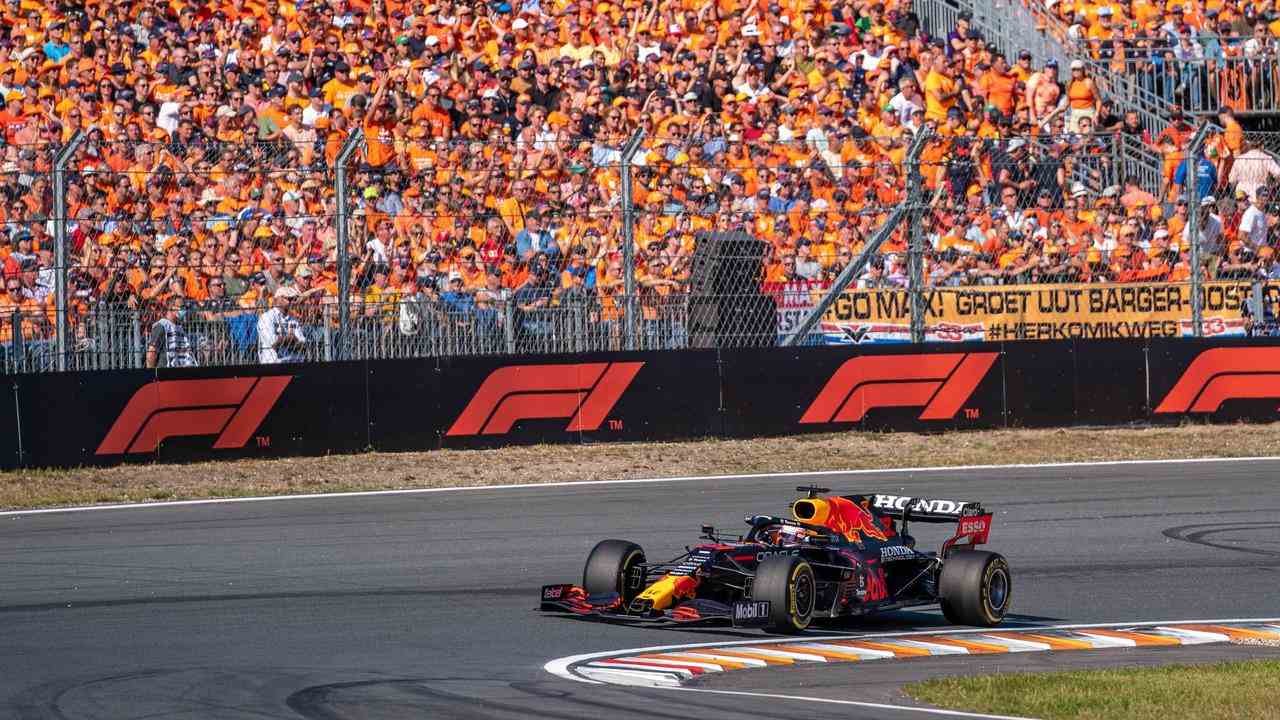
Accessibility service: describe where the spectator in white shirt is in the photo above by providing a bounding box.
[1228,144,1280,201]
[1238,187,1271,250]
[258,286,308,364]
[1184,195,1225,266]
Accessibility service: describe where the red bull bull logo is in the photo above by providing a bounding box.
[792,496,889,543]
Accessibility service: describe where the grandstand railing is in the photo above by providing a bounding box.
[2,296,694,372]
[913,0,1168,187]
[1094,53,1280,118]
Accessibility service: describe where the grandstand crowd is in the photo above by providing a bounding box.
[0,0,1278,363]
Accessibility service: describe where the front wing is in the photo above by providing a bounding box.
[539,584,771,627]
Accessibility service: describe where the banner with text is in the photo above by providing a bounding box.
[804,282,1275,344]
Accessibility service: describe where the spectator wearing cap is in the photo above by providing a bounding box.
[1024,58,1064,127]
[440,269,475,317]
[1065,60,1100,132]
[515,211,557,262]
[1012,50,1035,82]
[257,286,307,364]
[1184,195,1226,269]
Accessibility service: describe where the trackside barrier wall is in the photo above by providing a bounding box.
[4,338,1280,470]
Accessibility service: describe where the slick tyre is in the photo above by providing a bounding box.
[583,539,646,603]
[939,550,1011,627]
[754,556,817,634]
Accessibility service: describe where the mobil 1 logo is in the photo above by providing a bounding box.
[732,600,771,626]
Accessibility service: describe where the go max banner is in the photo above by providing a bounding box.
[802,281,1270,345]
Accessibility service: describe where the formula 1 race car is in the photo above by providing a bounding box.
[539,486,1009,633]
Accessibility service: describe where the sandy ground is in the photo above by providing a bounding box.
[2,422,1277,510]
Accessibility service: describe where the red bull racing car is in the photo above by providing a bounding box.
[539,486,1009,633]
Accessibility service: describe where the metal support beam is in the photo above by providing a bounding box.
[784,130,932,347]
[906,137,930,344]
[619,129,645,351]
[1185,123,1211,338]
[334,128,365,361]
[52,130,87,373]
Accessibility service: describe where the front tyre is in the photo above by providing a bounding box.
[938,550,1011,626]
[582,539,646,603]
[754,556,817,633]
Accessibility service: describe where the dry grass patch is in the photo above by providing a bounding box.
[3,422,1278,510]
[906,659,1280,720]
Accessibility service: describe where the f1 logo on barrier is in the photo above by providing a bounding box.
[446,362,644,436]
[800,353,997,424]
[97,377,292,455]
[1156,347,1280,413]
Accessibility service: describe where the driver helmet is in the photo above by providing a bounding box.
[771,524,812,545]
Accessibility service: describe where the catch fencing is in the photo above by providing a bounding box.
[8,125,1280,373]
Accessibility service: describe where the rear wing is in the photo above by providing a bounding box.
[864,493,993,549]
[792,487,992,547]
[865,494,986,522]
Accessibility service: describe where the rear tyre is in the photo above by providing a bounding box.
[753,556,817,634]
[938,550,1011,626]
[582,539,646,603]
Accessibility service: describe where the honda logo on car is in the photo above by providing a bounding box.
[733,600,771,623]
[880,545,916,561]
[874,495,966,515]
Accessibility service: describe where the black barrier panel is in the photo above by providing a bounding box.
[16,338,1280,471]
[1000,342,1074,427]
[1001,341,1149,427]
[146,361,372,464]
[15,368,158,469]
[1147,337,1280,423]
[1072,340,1152,424]
[0,380,20,469]
[718,345,1005,438]
[366,355,445,452]
[436,350,722,449]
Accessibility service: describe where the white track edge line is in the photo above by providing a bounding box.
[541,617,1280,683]
[667,687,1039,719]
[4,455,1277,517]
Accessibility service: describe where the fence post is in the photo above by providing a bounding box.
[619,129,646,351]
[334,128,365,361]
[52,130,86,372]
[323,303,334,362]
[503,300,516,354]
[131,311,142,369]
[907,136,929,344]
[784,129,932,347]
[1185,124,1211,338]
[1251,280,1266,335]
[8,310,19,373]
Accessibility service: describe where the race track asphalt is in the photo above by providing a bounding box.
[3,458,1279,719]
